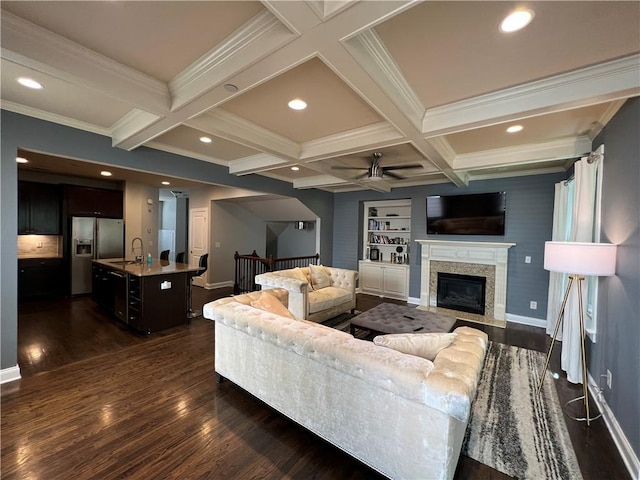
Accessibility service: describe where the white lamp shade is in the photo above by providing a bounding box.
[544,241,617,276]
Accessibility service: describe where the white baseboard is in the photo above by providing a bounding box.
[407,296,420,305]
[506,313,546,328]
[205,281,233,290]
[0,365,21,384]
[588,374,640,480]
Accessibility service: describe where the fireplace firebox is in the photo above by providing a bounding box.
[437,272,486,315]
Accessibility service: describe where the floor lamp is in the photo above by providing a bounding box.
[537,241,617,426]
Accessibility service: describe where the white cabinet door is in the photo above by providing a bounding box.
[382,265,409,299]
[359,262,383,294]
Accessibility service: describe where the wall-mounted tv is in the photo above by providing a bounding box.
[426,192,506,235]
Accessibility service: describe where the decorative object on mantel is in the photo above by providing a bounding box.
[538,241,617,426]
[463,342,583,480]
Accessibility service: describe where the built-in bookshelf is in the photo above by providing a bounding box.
[359,199,411,300]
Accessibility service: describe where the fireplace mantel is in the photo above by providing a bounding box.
[416,239,515,320]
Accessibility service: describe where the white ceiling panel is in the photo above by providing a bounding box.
[2,1,639,193]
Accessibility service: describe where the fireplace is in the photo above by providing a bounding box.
[417,240,515,321]
[437,272,486,315]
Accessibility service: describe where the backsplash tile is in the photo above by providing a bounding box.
[18,235,62,258]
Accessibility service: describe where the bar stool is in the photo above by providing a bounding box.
[160,250,170,261]
[175,251,185,263]
[187,253,208,319]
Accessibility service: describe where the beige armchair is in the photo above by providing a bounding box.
[255,266,358,322]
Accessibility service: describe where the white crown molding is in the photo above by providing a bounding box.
[293,174,349,189]
[588,99,627,140]
[380,175,451,189]
[111,109,162,149]
[467,166,567,182]
[169,10,294,110]
[454,136,592,170]
[302,0,354,21]
[144,141,229,168]
[187,109,300,160]
[1,12,169,114]
[1,100,111,136]
[425,136,457,164]
[345,30,424,130]
[228,153,289,175]
[423,54,640,136]
[300,122,404,160]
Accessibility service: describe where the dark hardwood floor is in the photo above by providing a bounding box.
[1,290,630,479]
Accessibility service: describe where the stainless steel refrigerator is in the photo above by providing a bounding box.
[71,217,124,295]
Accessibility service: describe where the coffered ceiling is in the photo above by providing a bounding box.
[2,1,639,192]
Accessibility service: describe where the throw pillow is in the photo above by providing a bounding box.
[373,332,457,361]
[250,291,296,319]
[309,264,331,290]
[284,267,309,284]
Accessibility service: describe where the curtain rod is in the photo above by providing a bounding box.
[563,150,602,184]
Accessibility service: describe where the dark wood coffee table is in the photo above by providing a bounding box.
[350,303,456,337]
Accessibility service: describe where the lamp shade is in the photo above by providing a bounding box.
[544,241,617,276]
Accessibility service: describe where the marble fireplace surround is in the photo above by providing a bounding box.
[416,240,515,321]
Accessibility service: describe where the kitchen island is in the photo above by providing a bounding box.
[92,258,203,334]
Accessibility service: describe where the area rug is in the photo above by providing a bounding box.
[462,342,583,479]
[322,311,369,338]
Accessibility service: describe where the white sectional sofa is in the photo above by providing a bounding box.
[255,265,358,322]
[203,289,488,480]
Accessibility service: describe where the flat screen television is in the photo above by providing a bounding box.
[426,192,506,235]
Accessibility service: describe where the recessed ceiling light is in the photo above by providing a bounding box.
[499,9,534,33]
[100,171,112,177]
[200,136,213,144]
[17,77,43,89]
[506,125,524,133]
[16,157,29,164]
[288,99,307,111]
[291,166,300,171]
[161,181,171,186]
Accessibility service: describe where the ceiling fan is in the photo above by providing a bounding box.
[331,152,421,180]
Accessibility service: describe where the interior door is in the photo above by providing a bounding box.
[189,207,208,287]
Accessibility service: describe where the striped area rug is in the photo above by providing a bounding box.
[462,342,583,479]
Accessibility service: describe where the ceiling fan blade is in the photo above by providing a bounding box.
[355,172,370,180]
[382,164,422,171]
[383,170,404,180]
[331,166,368,170]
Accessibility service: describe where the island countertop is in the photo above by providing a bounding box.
[93,258,202,277]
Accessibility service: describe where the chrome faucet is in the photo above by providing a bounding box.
[131,237,144,263]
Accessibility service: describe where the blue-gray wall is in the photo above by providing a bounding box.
[0,110,333,370]
[333,174,565,317]
[591,97,639,460]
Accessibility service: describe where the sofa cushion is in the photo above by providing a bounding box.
[250,291,295,319]
[309,264,331,290]
[281,267,309,284]
[373,332,458,361]
[308,286,353,314]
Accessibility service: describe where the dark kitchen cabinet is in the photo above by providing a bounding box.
[65,185,123,218]
[92,264,114,313]
[18,258,65,300]
[18,181,62,234]
[92,262,189,335]
[127,273,189,334]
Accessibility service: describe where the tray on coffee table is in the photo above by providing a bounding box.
[350,303,456,337]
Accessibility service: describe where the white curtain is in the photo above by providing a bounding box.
[546,181,570,336]
[548,157,598,384]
